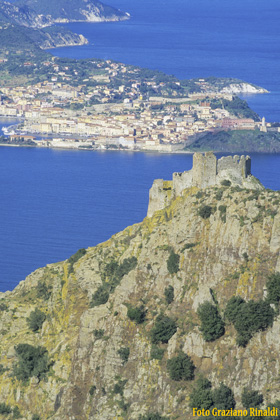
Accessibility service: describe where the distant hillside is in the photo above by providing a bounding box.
[1,0,129,28]
[188,129,280,153]
[0,22,88,51]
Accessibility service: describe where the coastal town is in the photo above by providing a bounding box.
[0,58,274,152]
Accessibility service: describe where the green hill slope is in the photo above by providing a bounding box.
[188,130,280,153]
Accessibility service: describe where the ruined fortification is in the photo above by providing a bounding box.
[147,152,263,217]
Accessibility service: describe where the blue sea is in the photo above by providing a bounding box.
[1,0,280,291]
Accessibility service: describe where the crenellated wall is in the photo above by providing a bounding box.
[147,152,263,217]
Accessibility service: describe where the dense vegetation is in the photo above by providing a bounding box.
[210,96,260,121]
[68,248,86,273]
[164,285,174,304]
[151,315,177,344]
[188,130,280,153]
[189,378,236,411]
[266,272,280,304]
[167,251,180,274]
[167,352,195,381]
[225,297,274,346]
[27,308,46,332]
[197,301,225,342]
[127,305,146,324]
[13,344,50,381]
[241,387,263,409]
[91,257,137,307]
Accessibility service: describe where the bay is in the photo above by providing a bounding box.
[50,0,280,121]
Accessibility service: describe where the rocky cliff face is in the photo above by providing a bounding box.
[0,171,280,419]
[221,83,269,94]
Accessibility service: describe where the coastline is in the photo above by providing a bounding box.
[0,142,194,154]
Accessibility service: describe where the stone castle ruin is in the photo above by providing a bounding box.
[147,152,263,217]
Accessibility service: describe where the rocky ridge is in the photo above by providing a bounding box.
[0,155,280,419]
[0,0,129,28]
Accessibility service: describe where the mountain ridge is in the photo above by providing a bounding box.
[1,0,129,28]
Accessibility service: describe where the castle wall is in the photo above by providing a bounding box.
[147,179,173,218]
[147,153,261,218]
[217,155,251,184]
[173,170,193,196]
[192,152,217,188]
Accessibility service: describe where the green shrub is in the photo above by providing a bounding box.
[13,344,50,382]
[218,205,227,213]
[117,347,130,365]
[164,285,174,304]
[0,302,8,311]
[218,205,227,222]
[212,383,236,410]
[225,296,245,324]
[189,377,213,410]
[37,281,52,301]
[12,406,21,419]
[0,364,7,375]
[150,345,165,361]
[90,285,109,307]
[221,179,231,187]
[113,379,127,396]
[266,272,280,304]
[118,399,129,412]
[215,190,223,201]
[0,403,12,414]
[27,308,46,332]
[167,251,180,274]
[196,191,204,199]
[104,257,137,287]
[32,415,41,420]
[127,305,146,324]
[98,257,138,299]
[93,329,104,339]
[117,257,138,277]
[241,387,263,409]
[139,413,169,420]
[198,205,212,219]
[68,248,86,273]
[151,315,177,344]
[233,300,274,347]
[190,378,236,414]
[89,385,96,396]
[197,302,225,342]
[167,352,195,381]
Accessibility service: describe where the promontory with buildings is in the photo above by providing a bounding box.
[0,59,276,153]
